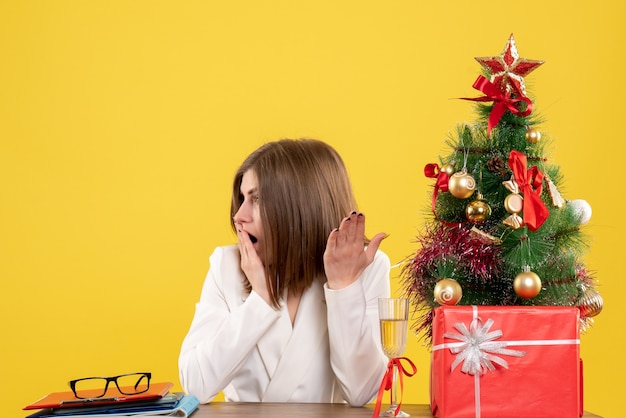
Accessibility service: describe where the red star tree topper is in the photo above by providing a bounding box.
[475,33,544,96]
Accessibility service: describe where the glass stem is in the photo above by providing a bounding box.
[390,362,400,409]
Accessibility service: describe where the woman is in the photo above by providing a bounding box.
[178,138,390,406]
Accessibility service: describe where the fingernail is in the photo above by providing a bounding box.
[358,213,363,217]
[345,217,351,222]
[351,211,357,215]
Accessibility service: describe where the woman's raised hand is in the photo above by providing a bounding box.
[323,212,387,290]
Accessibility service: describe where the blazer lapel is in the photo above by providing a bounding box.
[256,299,292,379]
[261,280,328,402]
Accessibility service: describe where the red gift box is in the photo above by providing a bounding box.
[430,305,582,418]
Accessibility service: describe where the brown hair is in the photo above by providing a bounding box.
[231,138,357,307]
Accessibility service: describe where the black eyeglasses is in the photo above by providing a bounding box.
[68,372,151,399]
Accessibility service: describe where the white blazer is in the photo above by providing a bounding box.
[178,245,390,406]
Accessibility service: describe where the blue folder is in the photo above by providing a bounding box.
[25,394,200,418]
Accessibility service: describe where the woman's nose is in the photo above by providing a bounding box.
[233,203,249,223]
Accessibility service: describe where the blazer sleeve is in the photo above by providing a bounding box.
[178,246,281,403]
[323,250,391,406]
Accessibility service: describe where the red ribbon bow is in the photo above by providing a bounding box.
[372,357,417,418]
[424,163,450,214]
[424,163,466,228]
[462,75,533,137]
[507,150,549,231]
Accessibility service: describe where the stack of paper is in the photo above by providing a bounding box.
[23,382,199,418]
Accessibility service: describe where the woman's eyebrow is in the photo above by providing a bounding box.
[240,186,258,196]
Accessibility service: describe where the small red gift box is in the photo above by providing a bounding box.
[430,305,582,418]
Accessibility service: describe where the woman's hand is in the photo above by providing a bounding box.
[235,221,272,305]
[323,212,387,290]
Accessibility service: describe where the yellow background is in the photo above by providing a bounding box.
[1,1,622,416]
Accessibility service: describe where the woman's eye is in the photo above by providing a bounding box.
[252,195,260,203]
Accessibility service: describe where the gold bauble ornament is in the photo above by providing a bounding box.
[433,278,463,305]
[466,193,492,224]
[441,163,456,177]
[525,127,541,144]
[578,287,603,318]
[448,169,476,199]
[513,268,542,298]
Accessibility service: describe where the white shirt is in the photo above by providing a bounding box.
[178,245,390,405]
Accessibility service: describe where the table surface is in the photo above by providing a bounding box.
[192,402,602,417]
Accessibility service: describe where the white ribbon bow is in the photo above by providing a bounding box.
[444,317,526,375]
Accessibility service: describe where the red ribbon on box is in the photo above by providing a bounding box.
[372,357,417,418]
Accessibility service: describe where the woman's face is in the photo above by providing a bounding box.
[233,169,265,261]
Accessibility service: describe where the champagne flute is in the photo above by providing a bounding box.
[378,298,410,418]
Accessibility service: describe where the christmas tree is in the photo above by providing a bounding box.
[402,34,603,344]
